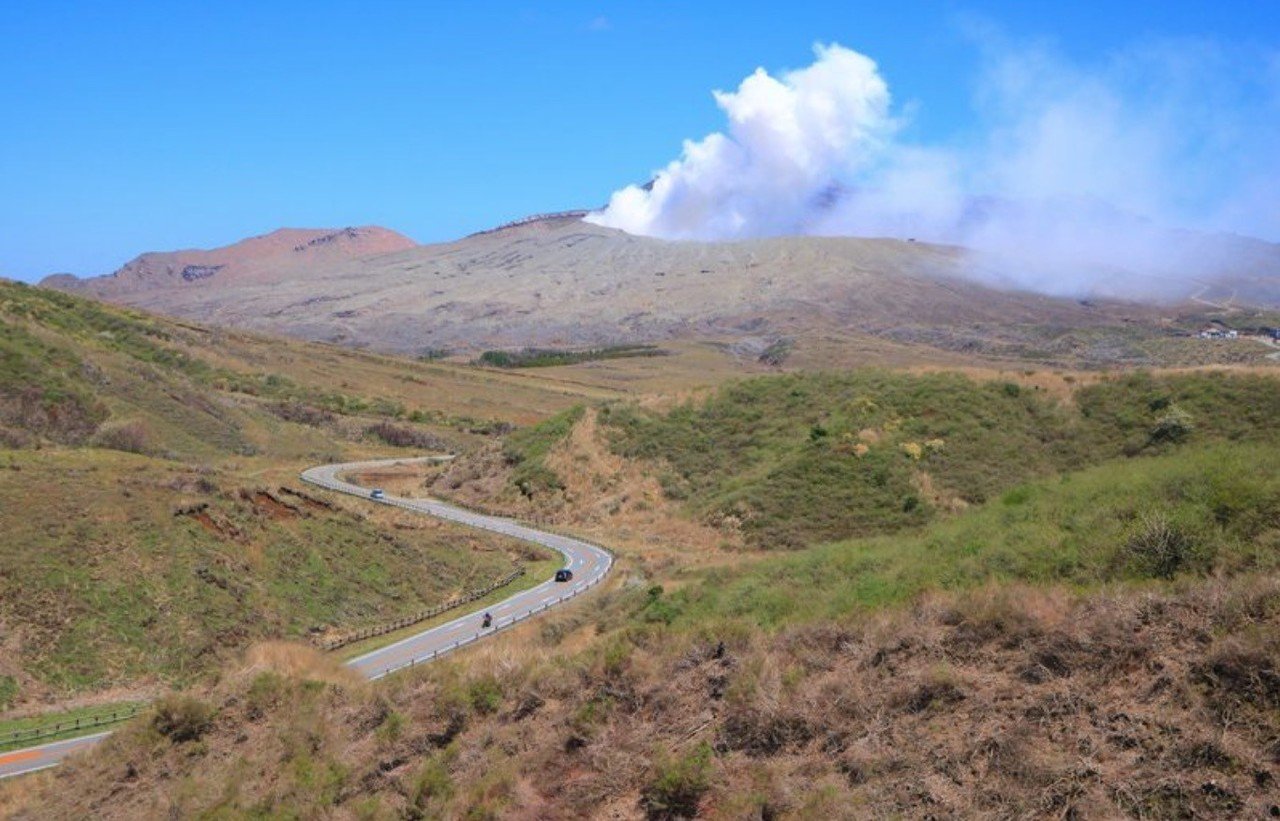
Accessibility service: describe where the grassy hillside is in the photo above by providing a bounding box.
[650,440,1280,628]
[5,279,1280,816]
[594,370,1280,548]
[0,282,559,706]
[0,450,522,696]
[0,279,608,454]
[11,438,1280,817]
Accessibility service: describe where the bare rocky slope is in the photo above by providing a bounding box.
[42,216,1280,363]
[38,218,1143,353]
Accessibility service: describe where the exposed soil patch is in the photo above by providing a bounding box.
[243,489,300,521]
[277,486,335,512]
[176,504,245,542]
[190,511,220,536]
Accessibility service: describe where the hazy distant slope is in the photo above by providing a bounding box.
[44,216,1150,355]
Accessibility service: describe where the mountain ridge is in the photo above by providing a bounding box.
[38,213,1280,366]
[45,225,417,294]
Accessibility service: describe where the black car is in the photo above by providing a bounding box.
[554,569,573,583]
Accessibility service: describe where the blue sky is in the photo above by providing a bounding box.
[2,0,1277,281]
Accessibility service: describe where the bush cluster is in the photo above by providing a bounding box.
[151,695,214,743]
[364,420,449,450]
[267,401,334,427]
[92,420,149,454]
[477,344,666,369]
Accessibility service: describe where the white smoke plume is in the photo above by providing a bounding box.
[587,40,1280,300]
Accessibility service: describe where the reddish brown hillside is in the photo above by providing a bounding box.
[47,226,416,293]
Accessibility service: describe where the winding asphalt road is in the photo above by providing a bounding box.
[0,457,612,779]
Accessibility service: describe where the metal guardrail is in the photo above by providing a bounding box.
[365,565,610,680]
[0,705,142,750]
[314,567,526,652]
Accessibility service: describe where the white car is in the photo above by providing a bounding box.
[370,489,385,500]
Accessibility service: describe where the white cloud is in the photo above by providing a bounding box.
[588,39,1280,299]
[589,44,896,239]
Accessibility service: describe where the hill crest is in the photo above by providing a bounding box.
[44,225,417,294]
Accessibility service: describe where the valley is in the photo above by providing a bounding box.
[8,5,1280,816]
[2,233,1279,818]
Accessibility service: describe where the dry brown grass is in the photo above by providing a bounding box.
[0,769,54,819]
[10,576,1280,818]
[542,409,738,566]
[192,326,617,427]
[418,408,747,579]
[237,642,366,692]
[903,361,1280,405]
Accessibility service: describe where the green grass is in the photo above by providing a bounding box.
[0,700,144,750]
[0,282,599,704]
[599,369,1280,548]
[476,345,667,369]
[503,405,585,498]
[0,450,523,695]
[642,441,1280,631]
[0,281,494,457]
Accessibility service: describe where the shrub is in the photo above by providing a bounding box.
[369,398,406,418]
[0,426,32,448]
[375,709,405,742]
[757,338,794,367]
[467,675,503,715]
[896,668,966,713]
[245,672,287,720]
[657,472,689,500]
[1194,641,1280,710]
[93,420,149,454]
[1123,512,1201,579]
[364,421,449,450]
[642,743,714,819]
[410,751,456,809]
[640,585,681,625]
[604,370,1280,550]
[268,401,334,427]
[1149,406,1194,445]
[0,384,107,445]
[477,345,666,369]
[151,694,214,742]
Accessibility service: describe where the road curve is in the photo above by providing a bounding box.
[0,456,612,779]
[302,457,613,679]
